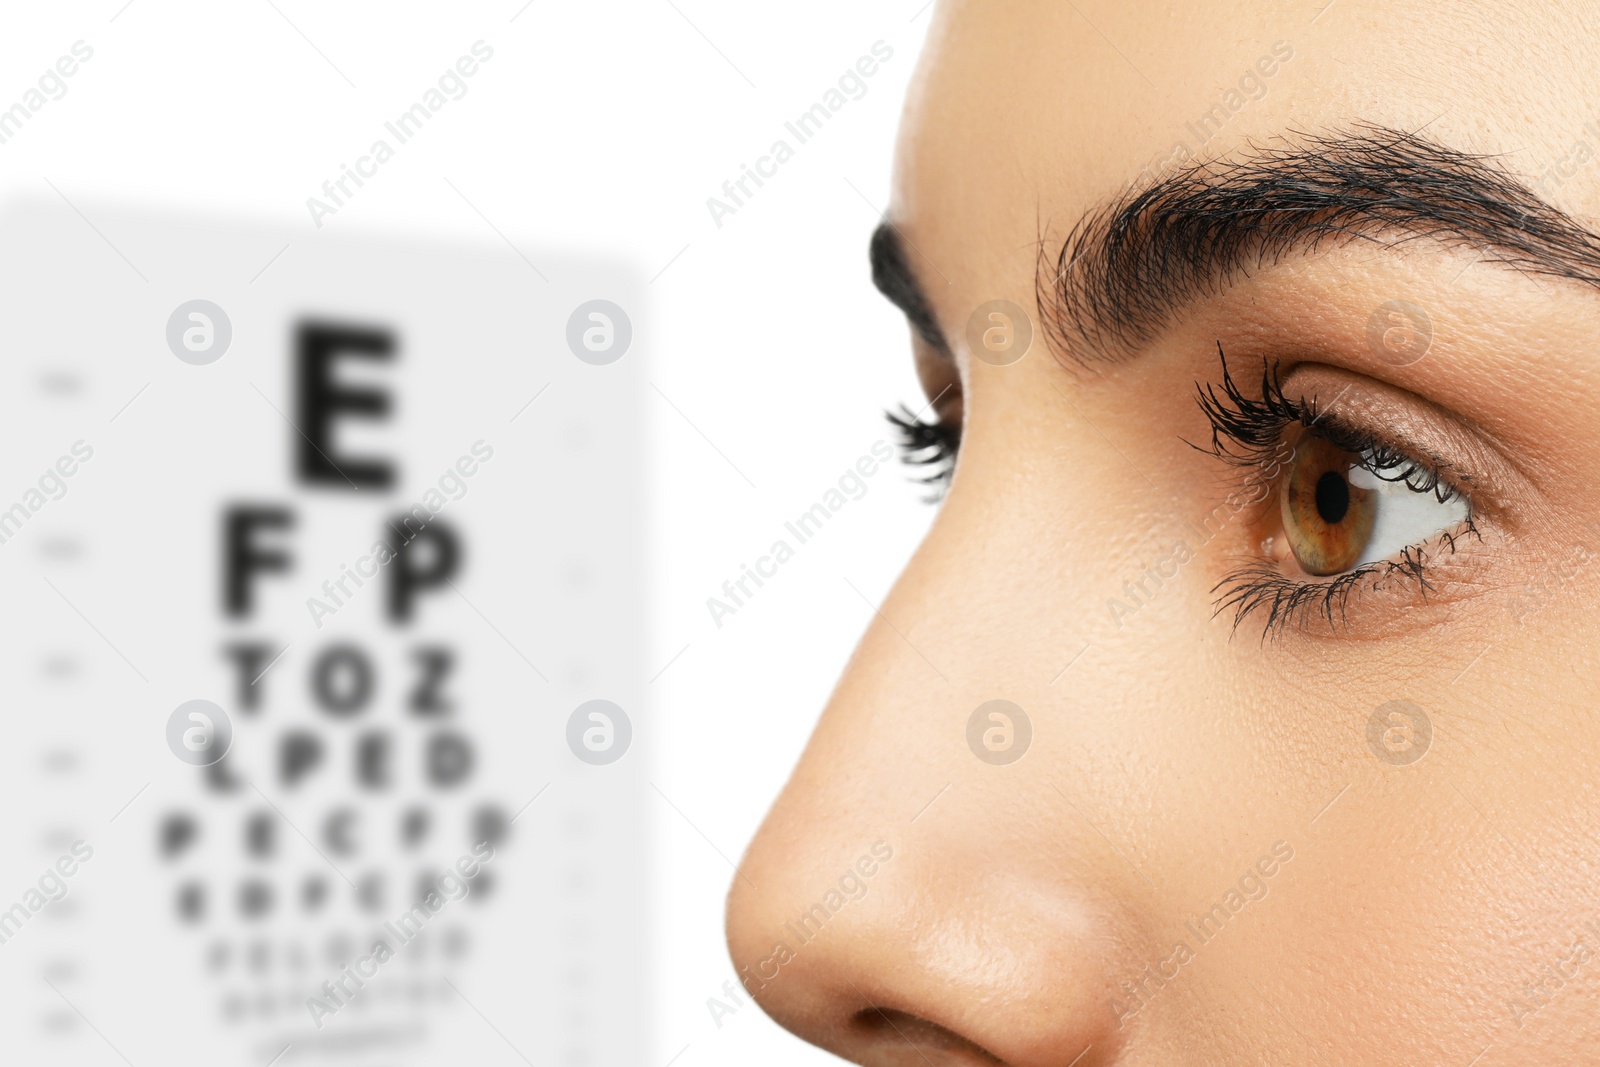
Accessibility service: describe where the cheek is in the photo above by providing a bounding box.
[1227,764,1591,1055]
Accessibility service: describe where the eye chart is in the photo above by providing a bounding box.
[0,199,647,1066]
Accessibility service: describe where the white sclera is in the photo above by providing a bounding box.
[1348,460,1468,568]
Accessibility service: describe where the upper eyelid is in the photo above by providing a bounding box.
[1294,416,1465,503]
[1279,364,1528,524]
[1193,351,1511,518]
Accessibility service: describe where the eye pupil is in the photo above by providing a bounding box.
[1314,470,1350,524]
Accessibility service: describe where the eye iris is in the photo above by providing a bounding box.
[1280,437,1376,576]
[1314,471,1349,524]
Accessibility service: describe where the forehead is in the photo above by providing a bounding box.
[891,0,1600,342]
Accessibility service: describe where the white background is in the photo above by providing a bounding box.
[0,2,938,1063]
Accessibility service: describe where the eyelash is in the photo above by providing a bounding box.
[886,404,960,501]
[1196,346,1479,637]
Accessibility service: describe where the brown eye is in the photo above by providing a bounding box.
[1281,437,1376,576]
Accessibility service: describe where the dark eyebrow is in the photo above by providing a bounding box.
[870,222,952,358]
[1038,122,1600,365]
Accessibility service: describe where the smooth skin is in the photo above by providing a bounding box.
[727,1,1600,1063]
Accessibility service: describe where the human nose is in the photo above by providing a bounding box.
[725,543,1136,1065]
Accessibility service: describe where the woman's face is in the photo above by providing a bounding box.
[727,1,1600,1063]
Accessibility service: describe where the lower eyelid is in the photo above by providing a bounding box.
[1214,525,1487,640]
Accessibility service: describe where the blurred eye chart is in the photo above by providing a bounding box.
[0,199,647,1066]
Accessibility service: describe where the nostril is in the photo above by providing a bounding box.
[852,1006,1007,1065]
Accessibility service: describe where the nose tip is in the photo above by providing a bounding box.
[726,828,1127,1066]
